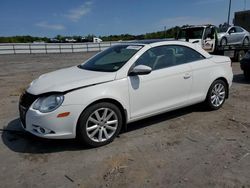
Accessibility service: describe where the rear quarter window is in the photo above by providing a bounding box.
[167,45,205,65]
[236,27,244,32]
[134,45,205,71]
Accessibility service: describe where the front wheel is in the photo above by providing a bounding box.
[77,102,123,147]
[220,38,227,46]
[205,80,227,110]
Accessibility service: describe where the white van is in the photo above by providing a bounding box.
[93,37,103,43]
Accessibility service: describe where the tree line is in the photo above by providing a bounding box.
[0,26,181,43]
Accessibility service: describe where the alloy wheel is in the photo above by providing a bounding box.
[210,83,226,107]
[86,108,118,142]
[221,38,227,46]
[243,38,249,46]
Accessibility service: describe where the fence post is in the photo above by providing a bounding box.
[71,44,73,53]
[45,44,47,54]
[86,43,89,52]
[13,44,16,54]
[29,44,31,54]
[99,43,101,51]
[59,44,61,54]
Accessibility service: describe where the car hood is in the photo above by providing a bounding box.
[27,66,117,95]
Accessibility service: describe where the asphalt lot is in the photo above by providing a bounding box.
[0,53,249,188]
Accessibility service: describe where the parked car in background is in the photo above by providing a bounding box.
[177,24,250,61]
[49,38,61,43]
[19,40,233,147]
[65,38,77,43]
[217,26,250,46]
[240,50,250,80]
[32,41,45,44]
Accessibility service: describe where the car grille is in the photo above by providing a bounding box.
[19,92,38,128]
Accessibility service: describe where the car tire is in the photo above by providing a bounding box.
[205,80,227,110]
[243,37,249,46]
[221,38,227,46]
[244,70,250,80]
[77,102,123,147]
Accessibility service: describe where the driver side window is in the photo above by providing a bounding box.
[204,28,215,39]
[229,27,236,34]
[134,50,155,69]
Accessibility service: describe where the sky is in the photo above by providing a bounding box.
[0,0,249,37]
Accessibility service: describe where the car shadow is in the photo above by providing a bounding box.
[233,73,250,84]
[2,103,207,154]
[1,118,88,154]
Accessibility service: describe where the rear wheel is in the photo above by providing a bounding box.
[77,102,122,147]
[243,37,249,46]
[205,80,227,110]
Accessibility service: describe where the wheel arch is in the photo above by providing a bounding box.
[208,77,229,99]
[76,98,128,135]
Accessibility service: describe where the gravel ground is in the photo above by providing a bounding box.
[0,53,249,188]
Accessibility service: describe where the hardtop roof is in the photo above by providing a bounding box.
[119,39,177,45]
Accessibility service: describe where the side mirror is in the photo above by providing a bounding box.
[129,65,152,76]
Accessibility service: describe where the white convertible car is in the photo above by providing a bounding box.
[19,40,233,147]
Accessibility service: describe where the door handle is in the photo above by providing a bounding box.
[183,73,191,79]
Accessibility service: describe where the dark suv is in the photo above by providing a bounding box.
[240,50,250,80]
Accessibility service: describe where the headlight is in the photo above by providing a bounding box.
[33,94,64,113]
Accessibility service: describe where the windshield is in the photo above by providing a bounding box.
[179,27,204,39]
[216,25,230,33]
[79,45,142,72]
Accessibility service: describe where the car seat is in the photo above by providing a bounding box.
[153,48,176,70]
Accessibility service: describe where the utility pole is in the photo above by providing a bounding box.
[244,0,246,10]
[164,26,167,38]
[227,0,232,25]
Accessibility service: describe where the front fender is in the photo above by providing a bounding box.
[62,78,130,118]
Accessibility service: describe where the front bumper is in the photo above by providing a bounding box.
[20,105,84,139]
